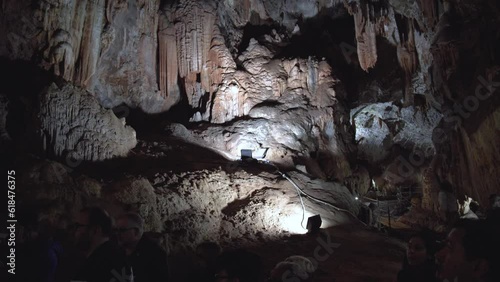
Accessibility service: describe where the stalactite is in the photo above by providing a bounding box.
[201,11,215,74]
[375,15,390,36]
[74,0,106,87]
[344,0,389,71]
[421,156,441,213]
[47,29,74,81]
[199,25,236,122]
[205,26,226,94]
[174,3,215,78]
[159,16,178,98]
[37,0,106,86]
[418,0,437,29]
[353,3,376,71]
[429,2,460,102]
[173,1,216,108]
[199,12,216,97]
[436,6,459,66]
[397,18,418,106]
[397,19,418,75]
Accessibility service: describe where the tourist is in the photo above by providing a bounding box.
[435,219,499,282]
[71,207,126,282]
[397,231,439,282]
[115,212,169,282]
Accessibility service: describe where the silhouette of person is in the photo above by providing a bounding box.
[71,207,126,282]
[397,231,439,282]
[214,249,263,282]
[115,212,169,282]
[435,219,500,282]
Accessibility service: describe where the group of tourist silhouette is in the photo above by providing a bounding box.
[396,194,500,282]
[11,192,500,282]
[17,208,168,282]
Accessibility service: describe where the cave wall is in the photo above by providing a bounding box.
[446,105,500,206]
[428,0,500,208]
[1,0,168,113]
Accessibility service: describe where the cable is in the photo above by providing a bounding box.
[270,163,368,227]
[283,172,366,226]
[278,170,307,229]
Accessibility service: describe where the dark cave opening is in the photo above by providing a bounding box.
[0,59,60,160]
[237,23,279,55]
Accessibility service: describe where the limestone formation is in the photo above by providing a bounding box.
[167,52,355,180]
[352,102,441,164]
[208,42,340,124]
[343,166,371,197]
[448,109,500,206]
[94,0,163,112]
[38,83,137,161]
[38,0,106,87]
[158,16,179,99]
[343,0,391,71]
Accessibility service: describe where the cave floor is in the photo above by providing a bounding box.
[168,224,406,282]
[74,135,407,281]
[246,224,406,282]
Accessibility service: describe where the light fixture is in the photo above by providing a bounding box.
[355,196,359,200]
[240,148,268,160]
[240,149,253,160]
[306,214,322,234]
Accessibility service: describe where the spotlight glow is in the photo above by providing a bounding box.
[280,207,311,234]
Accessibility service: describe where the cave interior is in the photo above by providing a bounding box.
[1,0,499,281]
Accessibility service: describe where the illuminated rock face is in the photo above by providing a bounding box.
[166,53,355,180]
[38,83,137,161]
[352,102,442,164]
[1,0,166,112]
[0,0,388,112]
[16,160,360,252]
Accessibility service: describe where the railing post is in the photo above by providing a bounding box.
[387,204,391,230]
